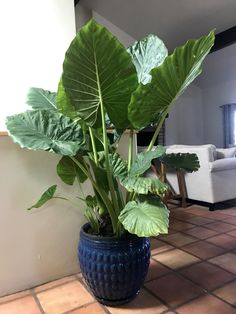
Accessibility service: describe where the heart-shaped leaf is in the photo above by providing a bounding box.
[57,156,87,185]
[56,79,81,120]
[109,153,128,180]
[26,87,57,111]
[129,146,166,177]
[119,195,169,236]
[62,19,138,129]
[122,176,169,197]
[129,31,215,129]
[161,153,200,172]
[6,110,85,156]
[127,34,168,84]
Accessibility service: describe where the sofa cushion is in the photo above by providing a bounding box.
[216,147,236,159]
[209,157,236,172]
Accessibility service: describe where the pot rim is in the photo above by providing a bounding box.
[80,223,147,245]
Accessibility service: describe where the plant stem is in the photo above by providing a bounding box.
[128,128,134,171]
[147,110,169,151]
[94,54,120,223]
[100,104,120,216]
[128,112,169,203]
[89,127,98,165]
[70,156,117,231]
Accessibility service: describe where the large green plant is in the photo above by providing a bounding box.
[6,20,214,237]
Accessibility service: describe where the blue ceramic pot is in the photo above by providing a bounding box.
[78,223,150,306]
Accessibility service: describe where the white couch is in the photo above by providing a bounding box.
[165,144,236,204]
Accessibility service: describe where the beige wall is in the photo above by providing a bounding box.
[0,4,137,296]
[0,0,79,297]
[0,136,87,296]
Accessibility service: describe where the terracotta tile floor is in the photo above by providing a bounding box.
[1,205,236,314]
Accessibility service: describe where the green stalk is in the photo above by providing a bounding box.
[94,54,120,222]
[130,109,170,202]
[128,128,134,171]
[100,103,120,216]
[147,109,169,151]
[89,127,98,165]
[70,156,117,232]
[126,128,134,202]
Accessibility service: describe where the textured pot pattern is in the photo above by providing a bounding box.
[78,224,150,305]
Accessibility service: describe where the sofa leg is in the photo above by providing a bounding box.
[209,204,216,211]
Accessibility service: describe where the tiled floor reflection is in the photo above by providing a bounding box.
[1,204,236,313]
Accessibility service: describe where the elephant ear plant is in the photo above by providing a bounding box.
[6,20,214,237]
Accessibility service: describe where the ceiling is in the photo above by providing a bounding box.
[79,0,236,51]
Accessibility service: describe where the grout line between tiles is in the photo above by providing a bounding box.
[144,279,206,312]
[142,285,173,311]
[0,291,31,305]
[62,301,98,314]
[211,287,236,310]
[30,289,45,314]
[147,210,236,311]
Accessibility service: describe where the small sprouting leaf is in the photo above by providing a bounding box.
[57,156,87,185]
[28,185,57,210]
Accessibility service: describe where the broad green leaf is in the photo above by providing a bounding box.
[57,156,87,185]
[127,34,168,84]
[129,146,166,177]
[62,19,138,129]
[28,185,57,210]
[6,110,85,156]
[129,31,215,129]
[119,196,169,236]
[122,176,169,197]
[161,153,200,172]
[109,152,168,197]
[26,87,57,111]
[109,153,128,180]
[56,79,81,120]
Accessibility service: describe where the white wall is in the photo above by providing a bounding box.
[166,83,204,145]
[0,0,76,131]
[0,0,83,297]
[203,79,236,147]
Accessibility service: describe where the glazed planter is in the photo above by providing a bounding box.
[78,223,150,306]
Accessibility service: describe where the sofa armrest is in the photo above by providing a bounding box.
[209,158,236,172]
